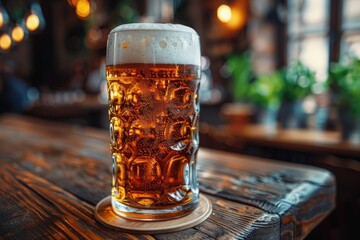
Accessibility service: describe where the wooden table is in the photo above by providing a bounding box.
[0,115,335,239]
[201,124,360,159]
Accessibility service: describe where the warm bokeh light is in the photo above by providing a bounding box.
[87,28,101,42]
[76,0,90,19]
[0,11,3,28]
[0,33,11,51]
[12,25,25,43]
[217,4,232,23]
[26,13,40,31]
[227,7,247,30]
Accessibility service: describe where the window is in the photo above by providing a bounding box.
[286,0,360,81]
[287,0,330,82]
[341,0,360,56]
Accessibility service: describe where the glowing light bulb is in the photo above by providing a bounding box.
[12,25,25,43]
[76,0,90,19]
[26,13,40,31]
[0,33,11,51]
[217,4,232,23]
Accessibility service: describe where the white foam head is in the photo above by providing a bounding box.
[106,23,200,66]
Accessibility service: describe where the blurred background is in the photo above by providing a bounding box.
[1,0,360,239]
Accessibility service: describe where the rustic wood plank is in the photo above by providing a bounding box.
[0,115,112,205]
[0,115,281,239]
[197,149,336,239]
[0,160,153,240]
[0,158,280,240]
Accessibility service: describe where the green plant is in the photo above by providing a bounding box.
[226,52,252,102]
[327,57,360,118]
[249,71,284,108]
[282,61,316,101]
[227,55,315,109]
[227,53,283,108]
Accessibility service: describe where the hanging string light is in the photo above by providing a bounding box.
[11,24,26,43]
[68,0,91,20]
[75,0,90,19]
[25,2,45,32]
[26,13,40,31]
[0,32,12,51]
[0,1,45,52]
[217,4,232,23]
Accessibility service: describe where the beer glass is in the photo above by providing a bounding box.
[106,23,201,220]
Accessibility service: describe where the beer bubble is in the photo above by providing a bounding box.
[159,39,167,49]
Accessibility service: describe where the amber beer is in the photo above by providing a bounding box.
[106,24,201,220]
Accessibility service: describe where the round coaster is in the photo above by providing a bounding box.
[94,195,212,234]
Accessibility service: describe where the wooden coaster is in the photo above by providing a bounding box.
[94,195,212,234]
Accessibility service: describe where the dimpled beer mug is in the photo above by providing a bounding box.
[94,23,212,228]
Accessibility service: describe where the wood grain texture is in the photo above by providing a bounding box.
[197,149,336,239]
[0,159,280,240]
[0,115,281,239]
[0,161,152,240]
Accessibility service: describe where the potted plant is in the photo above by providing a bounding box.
[227,52,284,130]
[278,61,316,128]
[248,71,284,130]
[224,52,254,128]
[227,51,252,102]
[327,57,360,142]
[227,56,316,130]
